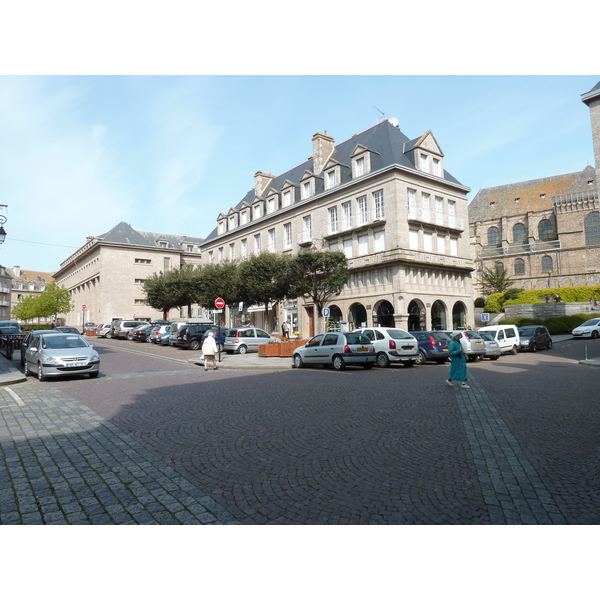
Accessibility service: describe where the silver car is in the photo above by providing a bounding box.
[224,327,279,354]
[23,333,100,381]
[352,327,419,368]
[292,332,376,370]
[479,332,501,360]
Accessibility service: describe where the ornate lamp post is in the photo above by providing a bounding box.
[0,205,7,244]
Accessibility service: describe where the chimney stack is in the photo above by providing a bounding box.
[312,132,335,174]
[254,171,275,197]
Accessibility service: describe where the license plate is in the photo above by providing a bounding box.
[402,346,414,350]
[66,361,86,367]
[443,348,448,352]
[475,342,482,345]
[357,347,369,352]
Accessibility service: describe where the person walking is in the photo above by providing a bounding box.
[201,331,219,371]
[446,332,470,389]
[282,320,290,339]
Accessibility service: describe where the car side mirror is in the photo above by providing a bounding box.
[30,347,38,353]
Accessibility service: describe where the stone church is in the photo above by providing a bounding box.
[469,81,600,295]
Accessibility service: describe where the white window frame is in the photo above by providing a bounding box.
[283,190,291,207]
[241,239,248,259]
[409,229,419,250]
[357,196,368,225]
[407,189,416,219]
[302,181,311,200]
[268,229,276,252]
[437,234,445,254]
[254,233,261,254]
[329,206,339,234]
[450,237,458,256]
[284,223,292,248]
[358,234,369,256]
[420,153,430,173]
[374,230,385,252]
[423,232,432,252]
[355,156,365,177]
[343,238,353,258]
[326,170,336,190]
[433,158,441,177]
[421,192,430,222]
[303,215,312,242]
[448,200,456,228]
[374,190,385,220]
[342,201,352,230]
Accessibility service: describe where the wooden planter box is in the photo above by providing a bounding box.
[259,340,307,357]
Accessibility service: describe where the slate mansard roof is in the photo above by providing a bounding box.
[202,119,467,244]
[97,222,204,249]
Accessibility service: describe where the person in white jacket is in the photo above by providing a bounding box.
[201,331,219,371]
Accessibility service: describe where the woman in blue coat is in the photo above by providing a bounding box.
[447,332,470,389]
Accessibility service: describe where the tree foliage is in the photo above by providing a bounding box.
[11,282,73,321]
[196,260,240,309]
[481,261,515,295]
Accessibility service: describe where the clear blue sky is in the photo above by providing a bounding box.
[1,75,597,273]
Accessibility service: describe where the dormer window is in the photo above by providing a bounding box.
[355,157,365,177]
[432,158,441,177]
[267,197,276,214]
[302,181,311,200]
[240,211,248,225]
[158,240,168,248]
[420,153,430,173]
[326,170,336,190]
[187,244,194,253]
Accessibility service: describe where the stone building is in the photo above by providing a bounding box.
[469,81,600,295]
[0,265,13,319]
[200,119,475,337]
[53,222,204,327]
[5,266,54,322]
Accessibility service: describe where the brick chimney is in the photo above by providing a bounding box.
[312,132,335,174]
[254,171,275,197]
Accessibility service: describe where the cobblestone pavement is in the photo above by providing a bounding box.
[2,339,599,525]
[0,381,237,524]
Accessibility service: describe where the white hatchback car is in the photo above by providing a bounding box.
[352,327,419,368]
[572,318,600,339]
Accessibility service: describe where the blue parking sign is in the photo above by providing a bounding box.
[322,308,330,318]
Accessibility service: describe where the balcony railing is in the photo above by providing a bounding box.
[478,239,561,259]
[407,207,464,230]
[297,229,313,246]
[323,208,386,238]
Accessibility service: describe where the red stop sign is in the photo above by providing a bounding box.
[215,297,225,309]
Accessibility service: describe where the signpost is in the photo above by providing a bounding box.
[214,298,225,362]
[481,313,490,322]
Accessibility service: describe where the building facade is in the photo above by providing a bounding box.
[201,119,475,337]
[5,266,53,322]
[469,81,600,295]
[0,266,13,319]
[53,222,204,327]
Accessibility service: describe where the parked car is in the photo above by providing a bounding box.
[517,326,553,351]
[149,325,170,344]
[168,319,211,347]
[571,318,600,339]
[292,332,376,370]
[174,322,216,350]
[19,329,61,368]
[441,330,486,361]
[0,320,22,334]
[224,327,280,354]
[159,332,171,345]
[477,325,520,355]
[479,332,502,360]
[352,327,418,368]
[82,322,96,334]
[131,325,154,342]
[23,332,100,381]
[112,320,146,339]
[55,326,80,334]
[411,331,452,365]
[96,323,112,338]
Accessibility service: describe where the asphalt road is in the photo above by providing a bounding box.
[41,335,600,525]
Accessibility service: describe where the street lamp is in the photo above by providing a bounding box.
[0,205,7,244]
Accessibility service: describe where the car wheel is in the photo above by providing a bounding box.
[189,339,201,351]
[37,362,46,382]
[127,332,133,340]
[510,345,518,355]
[376,352,390,368]
[106,332,112,339]
[547,340,552,349]
[89,371,99,379]
[531,343,537,352]
[592,330,599,339]
[293,354,304,369]
[404,360,415,368]
[332,355,346,371]
[238,344,248,355]
[415,351,427,365]
[23,360,31,377]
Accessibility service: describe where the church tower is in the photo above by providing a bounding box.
[581,81,600,193]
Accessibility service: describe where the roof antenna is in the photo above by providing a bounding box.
[374,106,386,122]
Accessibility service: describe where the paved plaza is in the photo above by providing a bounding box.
[1,339,599,525]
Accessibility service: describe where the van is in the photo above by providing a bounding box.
[478,325,520,355]
[169,318,213,347]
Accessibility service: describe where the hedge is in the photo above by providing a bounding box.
[485,285,600,313]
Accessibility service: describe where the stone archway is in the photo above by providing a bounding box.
[452,301,467,330]
[349,303,367,330]
[431,300,447,330]
[375,300,395,327]
[326,304,343,331]
[407,299,425,332]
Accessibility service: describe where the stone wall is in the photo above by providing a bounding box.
[504,302,599,320]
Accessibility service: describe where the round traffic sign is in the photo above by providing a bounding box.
[82,304,87,310]
[215,297,225,309]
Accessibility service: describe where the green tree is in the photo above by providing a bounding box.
[481,261,515,295]
[196,260,240,309]
[290,250,349,330]
[164,265,203,318]
[143,271,180,320]
[237,252,294,324]
[11,295,39,322]
[35,281,73,320]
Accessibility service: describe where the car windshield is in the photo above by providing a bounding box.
[42,335,88,349]
[343,333,370,345]
[0,327,21,334]
[387,330,415,340]
[479,333,494,341]
[518,327,536,336]
[465,332,482,339]
[582,319,600,326]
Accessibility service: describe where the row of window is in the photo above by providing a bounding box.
[496,255,554,274]
[156,240,200,253]
[409,229,459,256]
[487,220,555,246]
[407,189,458,228]
[406,267,467,290]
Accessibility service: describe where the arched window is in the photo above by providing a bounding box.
[584,212,600,246]
[487,226,500,246]
[514,258,525,275]
[541,255,553,272]
[512,223,527,243]
[538,218,554,241]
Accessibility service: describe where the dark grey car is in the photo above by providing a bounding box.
[517,326,552,352]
